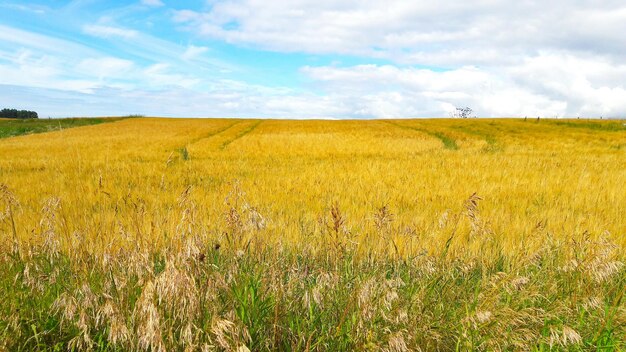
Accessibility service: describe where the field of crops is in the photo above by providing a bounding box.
[1,118,625,351]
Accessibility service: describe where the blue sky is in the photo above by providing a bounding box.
[2,1,626,118]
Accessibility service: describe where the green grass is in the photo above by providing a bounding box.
[545,120,626,132]
[450,125,503,152]
[0,117,124,139]
[430,131,459,150]
[384,121,459,150]
[178,147,190,160]
[1,242,623,351]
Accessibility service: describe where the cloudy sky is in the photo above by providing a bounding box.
[1,0,626,118]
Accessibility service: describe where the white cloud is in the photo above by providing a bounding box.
[141,0,164,7]
[0,48,98,93]
[510,53,626,116]
[181,45,209,61]
[0,36,205,95]
[0,3,47,14]
[76,57,135,79]
[4,49,626,118]
[167,1,626,117]
[143,63,201,88]
[79,21,236,74]
[172,1,626,64]
[4,3,626,118]
[0,24,99,57]
[300,53,626,117]
[83,24,139,39]
[0,83,320,118]
[0,24,236,94]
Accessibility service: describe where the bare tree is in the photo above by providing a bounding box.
[453,107,473,118]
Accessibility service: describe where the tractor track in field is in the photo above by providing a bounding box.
[219,120,264,150]
[382,120,459,150]
[170,121,242,162]
[449,125,502,152]
[170,120,263,162]
[186,121,242,146]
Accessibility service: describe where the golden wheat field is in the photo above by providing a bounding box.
[1,118,625,255]
[1,117,625,351]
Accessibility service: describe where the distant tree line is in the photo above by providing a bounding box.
[0,108,39,119]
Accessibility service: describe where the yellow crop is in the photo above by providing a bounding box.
[1,118,624,258]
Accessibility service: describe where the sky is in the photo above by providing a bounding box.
[1,1,626,118]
